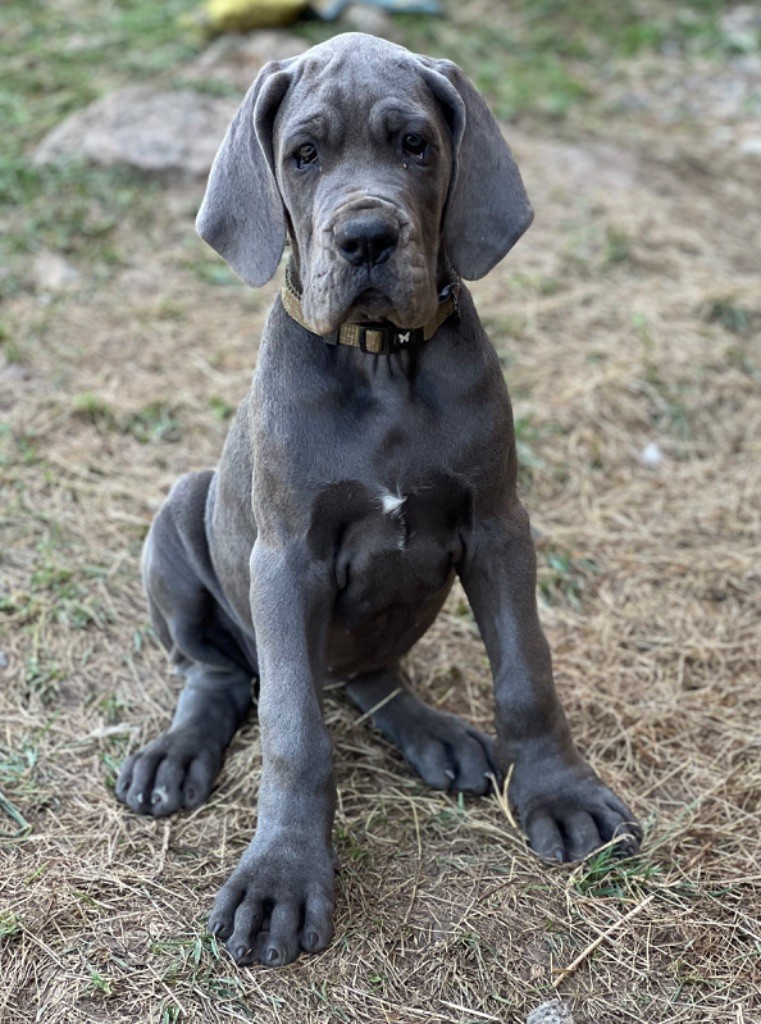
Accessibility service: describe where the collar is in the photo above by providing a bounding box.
[281,266,460,355]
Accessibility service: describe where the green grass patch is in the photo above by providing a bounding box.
[0,161,160,300]
[571,843,661,899]
[706,298,755,336]
[73,394,184,443]
[539,546,598,610]
[393,0,731,121]
[0,0,201,297]
[0,910,23,941]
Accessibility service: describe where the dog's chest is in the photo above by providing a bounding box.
[313,467,469,637]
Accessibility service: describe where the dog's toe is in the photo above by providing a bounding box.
[514,761,642,864]
[401,712,498,795]
[115,729,222,817]
[210,845,335,968]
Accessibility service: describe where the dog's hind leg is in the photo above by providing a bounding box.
[116,471,255,818]
[345,666,499,795]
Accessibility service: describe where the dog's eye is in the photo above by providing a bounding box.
[295,143,318,168]
[402,133,427,158]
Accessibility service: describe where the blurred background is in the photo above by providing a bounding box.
[1,3,759,1024]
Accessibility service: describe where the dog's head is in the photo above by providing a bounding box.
[197,33,532,335]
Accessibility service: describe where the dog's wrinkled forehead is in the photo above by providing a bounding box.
[286,32,426,88]
[274,37,442,147]
[291,36,425,90]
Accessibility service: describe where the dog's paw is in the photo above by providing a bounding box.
[115,727,223,817]
[509,754,641,863]
[398,710,499,795]
[209,843,336,967]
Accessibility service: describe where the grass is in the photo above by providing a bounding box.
[538,548,598,611]
[394,0,732,120]
[0,0,739,295]
[1,1,760,1022]
[297,1,737,121]
[0,0,199,298]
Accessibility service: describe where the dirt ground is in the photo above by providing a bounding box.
[1,2,760,1023]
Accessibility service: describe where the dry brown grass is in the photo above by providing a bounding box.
[2,11,760,1024]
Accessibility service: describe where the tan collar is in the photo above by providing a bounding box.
[281,270,460,355]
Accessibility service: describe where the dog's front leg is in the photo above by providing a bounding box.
[209,539,336,967]
[459,501,641,863]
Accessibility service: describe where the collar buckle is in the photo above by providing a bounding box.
[355,323,424,355]
[357,323,390,355]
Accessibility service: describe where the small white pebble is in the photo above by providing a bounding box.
[641,441,663,466]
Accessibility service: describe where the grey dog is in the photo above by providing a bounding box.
[115,32,641,968]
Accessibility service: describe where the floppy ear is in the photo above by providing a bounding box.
[419,59,533,280]
[196,62,293,287]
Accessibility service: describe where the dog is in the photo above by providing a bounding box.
[115,32,641,968]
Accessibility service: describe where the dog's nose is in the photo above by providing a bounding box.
[336,216,399,268]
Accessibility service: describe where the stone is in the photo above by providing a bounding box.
[33,87,238,178]
[187,30,309,91]
[340,3,401,41]
[720,5,761,53]
[33,251,80,292]
[526,1000,575,1024]
[641,441,664,467]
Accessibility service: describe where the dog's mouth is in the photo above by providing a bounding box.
[299,240,440,336]
[345,287,396,324]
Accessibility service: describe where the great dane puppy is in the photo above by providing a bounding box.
[116,32,641,967]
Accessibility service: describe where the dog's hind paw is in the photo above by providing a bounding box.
[115,727,223,817]
[397,710,500,796]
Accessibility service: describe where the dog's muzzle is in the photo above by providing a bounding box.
[334,213,400,269]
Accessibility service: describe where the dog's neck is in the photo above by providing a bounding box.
[282,255,460,356]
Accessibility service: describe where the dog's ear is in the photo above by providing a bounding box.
[196,62,293,287]
[419,59,533,280]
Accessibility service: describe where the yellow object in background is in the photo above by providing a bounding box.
[200,0,309,34]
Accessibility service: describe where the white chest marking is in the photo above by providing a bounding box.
[381,491,406,516]
[380,490,407,549]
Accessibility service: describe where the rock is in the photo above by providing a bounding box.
[33,251,80,291]
[526,1000,575,1024]
[340,3,401,41]
[720,5,761,53]
[187,30,309,91]
[740,137,761,157]
[33,87,238,178]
